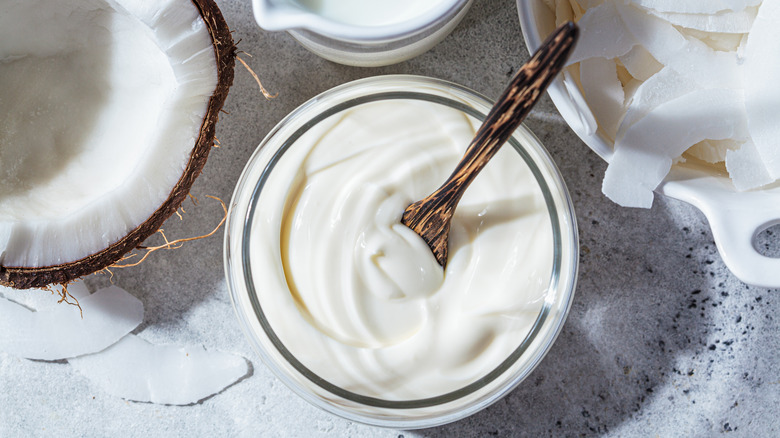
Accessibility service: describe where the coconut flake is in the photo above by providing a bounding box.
[628,0,761,14]
[678,27,747,53]
[562,69,600,136]
[559,0,777,207]
[646,7,757,34]
[603,89,748,207]
[616,2,741,88]
[0,285,143,360]
[726,139,775,191]
[0,281,90,311]
[568,0,587,20]
[743,0,780,179]
[617,66,698,141]
[622,78,643,104]
[618,45,663,82]
[69,335,249,405]
[567,1,636,64]
[578,0,606,9]
[614,62,632,86]
[580,57,625,141]
[554,0,574,26]
[685,139,742,164]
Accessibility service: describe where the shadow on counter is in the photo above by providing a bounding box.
[416,119,717,437]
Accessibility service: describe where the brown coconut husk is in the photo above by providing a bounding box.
[0,0,236,289]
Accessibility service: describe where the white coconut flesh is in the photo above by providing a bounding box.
[0,0,219,271]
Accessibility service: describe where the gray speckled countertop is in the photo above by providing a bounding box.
[2,0,779,436]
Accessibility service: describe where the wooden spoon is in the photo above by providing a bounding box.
[401,21,579,268]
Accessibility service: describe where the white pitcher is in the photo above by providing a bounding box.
[252,0,473,66]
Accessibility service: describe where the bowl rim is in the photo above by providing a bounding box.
[224,74,580,428]
[516,0,613,161]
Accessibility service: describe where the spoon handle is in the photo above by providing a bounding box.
[434,21,578,206]
[446,21,578,194]
[402,22,578,266]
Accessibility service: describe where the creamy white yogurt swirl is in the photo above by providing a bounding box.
[250,98,554,400]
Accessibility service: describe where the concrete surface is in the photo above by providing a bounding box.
[1,0,778,436]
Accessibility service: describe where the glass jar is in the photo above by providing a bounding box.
[224,75,579,428]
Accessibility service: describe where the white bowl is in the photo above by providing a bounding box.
[252,0,472,67]
[517,0,780,288]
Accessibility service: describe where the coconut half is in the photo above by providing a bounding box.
[0,0,235,289]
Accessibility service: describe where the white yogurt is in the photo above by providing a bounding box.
[248,99,555,400]
[292,0,449,27]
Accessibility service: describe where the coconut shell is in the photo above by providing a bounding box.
[0,0,236,289]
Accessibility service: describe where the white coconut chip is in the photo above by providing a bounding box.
[614,62,633,86]
[618,45,663,82]
[617,66,698,141]
[580,57,625,141]
[578,0,607,9]
[562,70,600,136]
[0,285,143,360]
[616,2,741,88]
[0,281,90,311]
[554,0,574,26]
[743,0,780,179]
[603,89,748,207]
[628,0,761,14]
[567,0,587,20]
[680,27,747,52]
[69,335,249,405]
[567,1,637,65]
[726,139,775,191]
[622,78,643,104]
[645,6,757,34]
[562,0,777,207]
[685,139,742,164]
